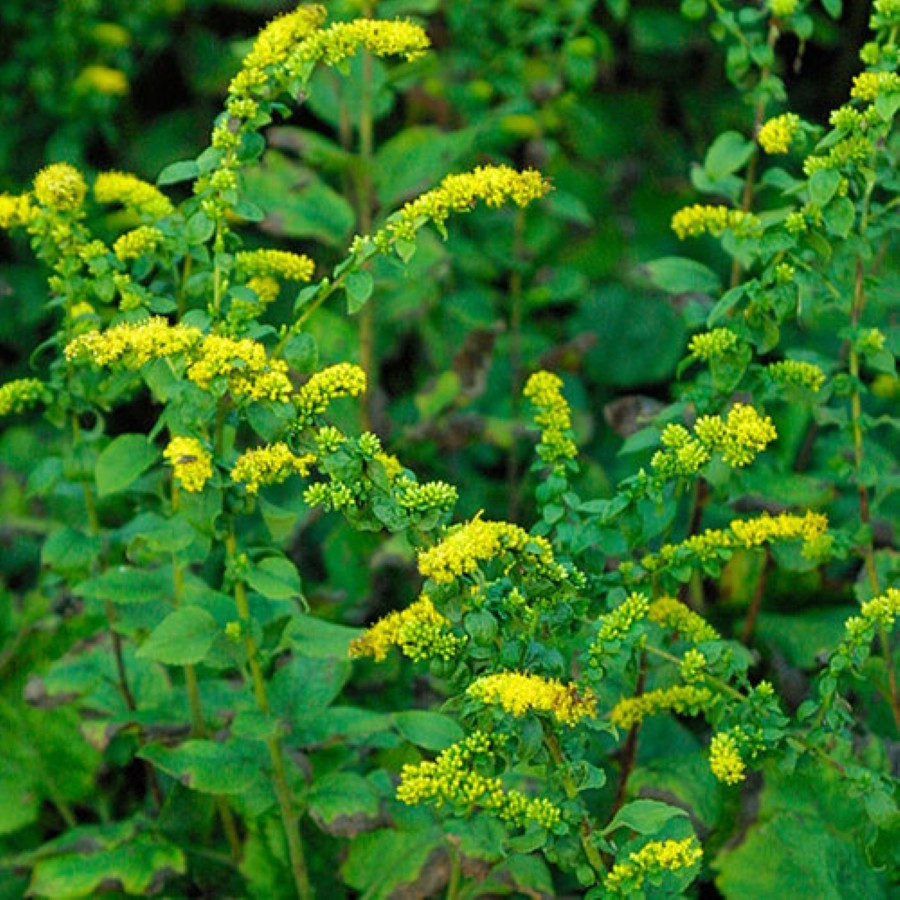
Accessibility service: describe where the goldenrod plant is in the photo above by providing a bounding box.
[0,1,896,898]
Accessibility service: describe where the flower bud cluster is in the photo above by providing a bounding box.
[523,370,578,463]
[466,671,597,726]
[0,378,47,416]
[671,204,761,240]
[688,328,739,361]
[610,684,714,730]
[295,363,367,422]
[604,838,702,896]
[648,597,720,643]
[767,359,826,392]
[232,442,316,495]
[93,172,174,219]
[758,112,801,154]
[163,436,214,493]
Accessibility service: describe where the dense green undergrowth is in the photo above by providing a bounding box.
[0,1,897,897]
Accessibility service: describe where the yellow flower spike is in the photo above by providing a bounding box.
[235,249,315,282]
[523,370,577,463]
[0,379,47,416]
[709,730,747,785]
[290,18,431,69]
[671,204,761,240]
[94,171,174,219]
[758,112,801,154]
[367,165,550,252]
[65,317,203,368]
[294,363,367,421]
[604,838,703,896]
[851,70,900,102]
[113,225,165,261]
[729,510,828,548]
[187,334,293,403]
[767,359,826,392]
[245,276,281,305]
[33,163,87,212]
[417,516,562,585]
[593,592,651,651]
[163,436,213,493]
[466,671,597,726]
[688,328,739,361]
[232,442,316,495]
[648,597,720,643]
[0,193,34,230]
[610,685,714,730]
[349,594,463,663]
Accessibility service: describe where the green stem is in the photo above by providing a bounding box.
[506,209,526,522]
[446,842,462,900]
[226,526,312,898]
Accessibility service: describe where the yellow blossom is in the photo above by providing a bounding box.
[0,193,34,229]
[417,516,562,584]
[768,0,797,15]
[729,510,828,548]
[113,225,164,261]
[851,70,900,102]
[467,671,597,726]
[592,593,651,663]
[163,436,213,493]
[523,370,577,463]
[688,328,739,361]
[0,378,46,416]
[671,204,761,240]
[187,334,293,403]
[349,594,463,663]
[295,363,367,421]
[232,442,316,494]
[610,685,714,729]
[290,18,431,69]
[76,65,129,96]
[94,171,174,219]
[767,359,826,392]
[367,165,550,252]
[648,597,720,642]
[604,838,702,896]
[709,730,746,784]
[758,113,801,154]
[235,249,315,282]
[34,163,87,212]
[245,276,281,304]
[393,476,458,513]
[396,731,561,830]
[65,317,202,368]
[840,588,900,653]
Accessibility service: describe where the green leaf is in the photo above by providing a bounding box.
[139,740,258,794]
[41,527,102,575]
[394,711,464,751]
[704,131,755,179]
[308,772,379,829]
[28,835,185,898]
[284,614,363,659]
[642,257,721,295]
[821,0,841,17]
[602,799,688,836]
[136,607,219,666]
[246,556,302,600]
[74,566,172,605]
[157,159,199,185]
[185,211,216,245]
[95,434,159,497]
[341,828,443,897]
[809,169,842,206]
[345,270,374,314]
[282,332,318,373]
[823,196,854,237]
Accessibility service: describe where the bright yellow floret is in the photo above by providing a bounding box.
[671,204,761,240]
[65,317,203,367]
[163,436,213,493]
[758,113,801,154]
[523,370,577,463]
[610,685,714,729]
[235,249,315,282]
[34,163,87,212]
[94,171,174,218]
[232,442,316,494]
[604,837,702,896]
[0,378,46,416]
[648,597,720,642]
[709,730,747,784]
[295,363,367,422]
[467,671,597,726]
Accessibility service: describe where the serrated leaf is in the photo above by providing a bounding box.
[394,711,464,751]
[136,607,219,666]
[139,740,258,795]
[74,566,172,605]
[345,270,374,314]
[602,799,688,836]
[704,131,755,179]
[642,257,721,295]
[308,772,379,826]
[157,159,199,185]
[41,527,102,574]
[95,434,159,497]
[246,556,302,600]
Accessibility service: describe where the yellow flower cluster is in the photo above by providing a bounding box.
[76,65,128,96]
[33,163,87,212]
[758,113,801,154]
[592,593,650,662]
[291,18,430,69]
[803,135,873,174]
[65,317,202,367]
[295,363,367,421]
[610,685,713,730]
[466,671,597,726]
[648,597,720,643]
[234,6,327,86]
[393,476,458,513]
[851,70,900,102]
[604,838,703,896]
[396,732,561,829]
[245,276,281,305]
[709,730,746,784]
[671,204,761,240]
[651,424,710,478]
[235,249,315,282]
[0,193,33,229]
[349,594,463,663]
[688,328,739,361]
[188,335,293,403]
[842,587,900,649]
[94,172,174,219]
[113,225,164,261]
[163,436,213,493]
[679,648,707,682]
[371,166,550,250]
[232,442,316,494]
[696,403,777,467]
[767,359,826,392]
[768,0,797,15]
[523,371,577,463]
[0,378,46,416]
[417,516,561,584]
[729,510,828,548]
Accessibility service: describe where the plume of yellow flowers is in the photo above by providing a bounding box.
[94,172,174,219]
[671,204,761,240]
[467,671,597,726]
[295,363,367,422]
[289,18,430,69]
[231,442,316,495]
[235,249,315,282]
[523,370,577,463]
[163,437,213,493]
[65,317,202,368]
[610,684,714,730]
[851,70,900,102]
[396,731,561,830]
[648,597,720,643]
[113,225,164,261]
[349,594,463,663]
[0,193,34,229]
[0,379,47,416]
[417,516,562,584]
[688,328,739,361]
[33,163,88,212]
[839,587,900,655]
[758,112,801,154]
[604,838,702,896]
[767,359,826,392]
[709,730,747,785]
[187,334,293,403]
